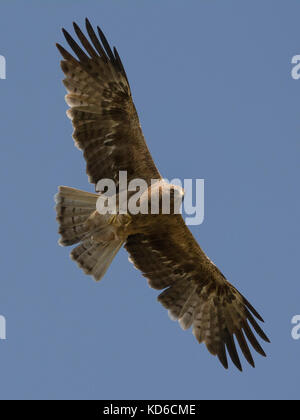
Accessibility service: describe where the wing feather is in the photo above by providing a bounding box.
[125,215,270,370]
[57,19,161,188]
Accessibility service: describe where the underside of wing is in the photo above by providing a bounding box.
[125,216,270,371]
[57,19,161,189]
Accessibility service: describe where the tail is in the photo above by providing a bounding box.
[55,186,123,281]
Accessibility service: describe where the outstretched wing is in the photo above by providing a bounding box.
[57,19,160,190]
[125,215,270,371]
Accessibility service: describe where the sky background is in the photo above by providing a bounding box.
[0,0,299,400]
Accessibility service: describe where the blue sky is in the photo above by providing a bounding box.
[0,0,299,400]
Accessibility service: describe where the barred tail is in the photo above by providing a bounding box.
[55,186,98,246]
[55,186,123,281]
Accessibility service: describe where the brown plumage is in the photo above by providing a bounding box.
[56,20,159,189]
[55,19,270,371]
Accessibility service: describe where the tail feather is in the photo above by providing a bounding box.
[57,213,90,228]
[71,238,123,281]
[55,185,124,281]
[92,241,123,281]
[55,186,98,246]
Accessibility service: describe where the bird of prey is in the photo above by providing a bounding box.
[55,19,270,371]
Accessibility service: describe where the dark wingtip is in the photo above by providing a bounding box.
[246,353,255,368]
[234,361,243,372]
[97,25,115,61]
[72,21,79,31]
[85,18,94,35]
[62,27,68,37]
[242,296,265,323]
[56,42,66,56]
[258,347,267,358]
[56,42,77,63]
[218,355,228,370]
[61,26,90,62]
[97,25,104,37]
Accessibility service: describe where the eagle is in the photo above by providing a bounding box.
[55,19,269,371]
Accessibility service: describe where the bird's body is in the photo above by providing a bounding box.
[55,19,270,371]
